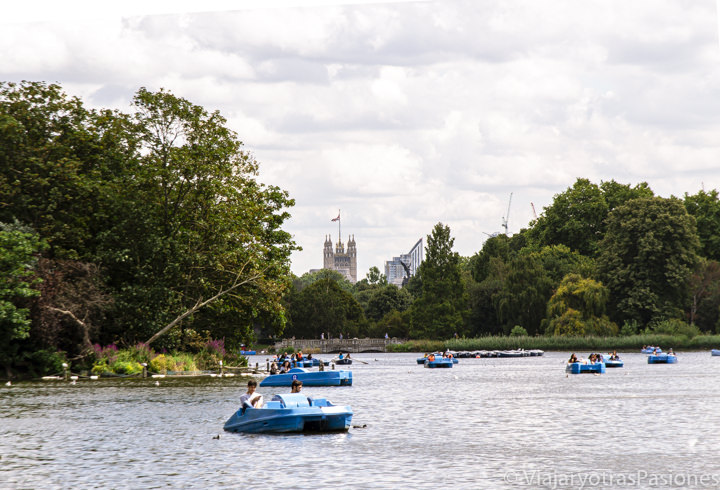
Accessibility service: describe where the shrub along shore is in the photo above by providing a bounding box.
[387,334,720,353]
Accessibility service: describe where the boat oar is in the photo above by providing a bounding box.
[353,359,368,365]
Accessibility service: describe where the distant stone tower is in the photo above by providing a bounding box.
[323,234,357,283]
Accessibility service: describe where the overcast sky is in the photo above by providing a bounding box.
[3,1,720,278]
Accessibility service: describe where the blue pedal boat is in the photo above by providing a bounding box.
[604,358,624,368]
[239,350,257,355]
[259,368,352,387]
[640,347,662,354]
[566,362,606,374]
[223,393,353,433]
[424,358,453,368]
[647,354,677,364]
[711,349,720,356]
[417,354,458,364]
[297,359,330,368]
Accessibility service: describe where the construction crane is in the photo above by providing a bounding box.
[531,202,538,220]
[501,193,513,235]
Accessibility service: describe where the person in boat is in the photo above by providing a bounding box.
[568,353,578,363]
[269,362,279,375]
[668,348,675,355]
[346,352,351,359]
[280,360,292,373]
[297,351,303,361]
[291,379,303,393]
[338,352,344,360]
[307,353,313,360]
[240,380,263,409]
[609,350,619,361]
[428,354,436,362]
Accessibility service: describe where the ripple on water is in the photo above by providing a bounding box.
[2,352,720,488]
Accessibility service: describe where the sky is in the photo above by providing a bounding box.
[3,0,720,279]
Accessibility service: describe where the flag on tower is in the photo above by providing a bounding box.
[331,212,340,222]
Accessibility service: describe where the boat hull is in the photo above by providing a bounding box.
[604,360,624,368]
[417,355,458,364]
[647,355,677,364]
[711,349,720,356]
[424,359,453,368]
[641,348,662,354]
[224,394,352,433]
[260,368,352,387]
[566,362,605,374]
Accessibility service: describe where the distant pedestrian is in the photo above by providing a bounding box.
[385,332,389,339]
[321,332,324,340]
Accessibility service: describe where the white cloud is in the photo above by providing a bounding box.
[3,0,720,278]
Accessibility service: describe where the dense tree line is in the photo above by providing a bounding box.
[283,179,720,341]
[0,82,296,376]
[4,81,720,377]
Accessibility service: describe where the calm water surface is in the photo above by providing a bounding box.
[2,352,720,489]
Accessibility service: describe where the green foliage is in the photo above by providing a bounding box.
[0,224,45,371]
[109,360,144,375]
[598,196,701,327]
[410,223,468,338]
[545,274,617,336]
[148,354,176,374]
[687,259,720,332]
[364,285,412,322]
[0,82,297,367]
[528,178,608,256]
[684,189,720,261]
[646,319,701,339]
[495,253,553,335]
[23,349,66,377]
[529,179,653,257]
[620,320,639,336]
[284,278,365,338]
[509,325,528,337]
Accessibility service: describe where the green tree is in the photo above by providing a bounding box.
[0,81,138,260]
[529,178,654,257]
[469,234,512,283]
[284,278,365,339]
[0,224,44,376]
[117,88,298,347]
[686,259,720,332]
[598,197,700,326]
[684,189,720,261]
[365,284,412,322]
[529,178,608,257]
[545,273,617,336]
[466,257,507,336]
[495,253,553,335]
[410,223,468,338]
[600,180,654,212]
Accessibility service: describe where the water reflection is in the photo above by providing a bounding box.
[2,352,720,488]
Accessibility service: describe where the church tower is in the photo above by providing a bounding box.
[322,234,357,283]
[323,235,334,269]
[347,235,357,283]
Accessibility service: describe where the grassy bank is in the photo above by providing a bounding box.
[387,334,720,353]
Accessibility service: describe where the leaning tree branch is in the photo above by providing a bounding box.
[47,306,94,353]
[144,264,267,346]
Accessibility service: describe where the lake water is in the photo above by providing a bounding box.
[2,351,720,489]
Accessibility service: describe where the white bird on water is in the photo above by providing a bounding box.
[5,381,11,386]
[155,381,160,386]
